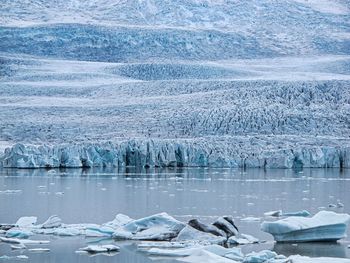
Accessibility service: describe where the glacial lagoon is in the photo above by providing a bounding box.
[0,167,349,262]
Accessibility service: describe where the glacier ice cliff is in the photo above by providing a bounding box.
[1,139,350,169]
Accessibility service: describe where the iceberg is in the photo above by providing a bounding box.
[261,211,350,242]
[40,215,62,229]
[113,212,185,241]
[175,225,226,245]
[15,217,37,228]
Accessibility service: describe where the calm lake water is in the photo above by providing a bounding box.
[0,167,350,262]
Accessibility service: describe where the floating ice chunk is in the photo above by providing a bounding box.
[0,225,14,231]
[179,249,239,263]
[53,227,81,236]
[0,237,49,245]
[11,243,26,250]
[104,214,133,228]
[28,248,50,252]
[228,234,259,245]
[85,226,114,237]
[288,255,350,262]
[0,190,22,195]
[0,255,29,260]
[241,217,261,222]
[261,211,350,242]
[243,250,282,263]
[282,210,310,217]
[138,241,190,249]
[16,255,28,260]
[175,225,226,245]
[78,244,120,253]
[15,217,37,228]
[41,215,62,228]
[264,210,282,217]
[113,212,185,241]
[6,228,33,239]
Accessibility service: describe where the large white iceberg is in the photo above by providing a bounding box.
[261,211,350,242]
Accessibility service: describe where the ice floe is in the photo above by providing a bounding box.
[40,215,62,229]
[15,217,37,228]
[228,234,259,245]
[77,244,120,253]
[264,210,310,218]
[261,211,350,242]
[113,212,185,241]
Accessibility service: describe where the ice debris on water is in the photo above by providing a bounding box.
[77,245,120,253]
[28,248,50,252]
[264,210,310,218]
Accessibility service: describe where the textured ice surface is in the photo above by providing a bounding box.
[261,211,350,242]
[113,212,186,241]
[2,140,350,168]
[0,1,349,168]
[175,225,226,245]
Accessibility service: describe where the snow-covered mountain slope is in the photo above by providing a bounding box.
[0,0,349,168]
[1,0,350,60]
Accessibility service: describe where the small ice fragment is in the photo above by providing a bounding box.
[78,245,120,253]
[240,217,260,222]
[11,243,27,249]
[28,248,50,252]
[0,190,22,194]
[282,210,310,217]
[55,192,64,195]
[0,237,49,244]
[337,202,344,208]
[228,233,259,245]
[16,255,28,259]
[264,210,282,217]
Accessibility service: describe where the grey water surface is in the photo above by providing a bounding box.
[0,167,349,262]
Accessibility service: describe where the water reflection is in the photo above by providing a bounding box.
[274,242,348,258]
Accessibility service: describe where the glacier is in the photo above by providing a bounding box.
[261,211,350,242]
[1,140,350,168]
[0,0,349,169]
